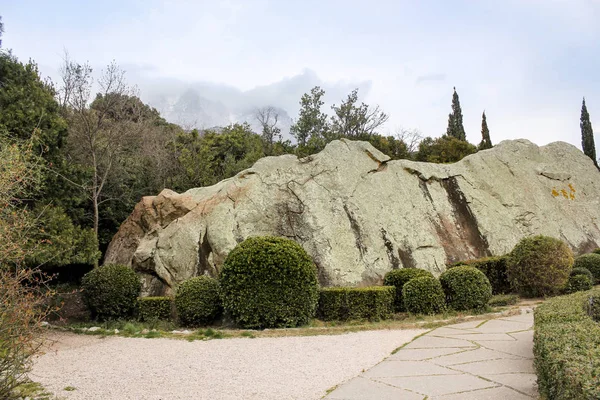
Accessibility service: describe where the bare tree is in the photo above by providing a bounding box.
[395,127,424,154]
[255,106,281,154]
[59,59,143,254]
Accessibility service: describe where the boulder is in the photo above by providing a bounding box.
[104,139,600,296]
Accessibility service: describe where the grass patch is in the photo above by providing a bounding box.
[489,293,519,307]
[13,381,55,400]
[63,386,76,391]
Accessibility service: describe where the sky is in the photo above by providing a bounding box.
[2,0,600,148]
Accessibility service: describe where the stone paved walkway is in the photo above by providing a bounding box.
[325,309,537,399]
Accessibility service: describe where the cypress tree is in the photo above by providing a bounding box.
[479,111,492,150]
[446,87,466,141]
[581,98,597,167]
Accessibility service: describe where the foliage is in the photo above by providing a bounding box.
[479,111,492,150]
[138,297,173,322]
[174,276,221,327]
[534,290,600,399]
[588,294,600,322]
[415,135,477,163]
[330,88,388,138]
[402,276,446,315]
[564,274,593,294]
[507,235,573,297]
[0,269,56,399]
[220,236,319,329]
[383,268,434,312]
[353,133,410,160]
[81,264,141,321]
[580,98,597,167]
[440,266,492,310]
[570,266,594,283]
[593,248,600,255]
[446,87,466,141]
[317,286,394,321]
[175,123,264,189]
[488,294,519,307]
[291,86,329,149]
[450,256,511,295]
[25,205,100,268]
[573,253,600,284]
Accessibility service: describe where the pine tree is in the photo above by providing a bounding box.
[479,111,492,150]
[580,98,597,167]
[446,87,466,141]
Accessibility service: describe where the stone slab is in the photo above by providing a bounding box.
[362,360,457,378]
[433,332,517,341]
[375,373,498,397]
[429,386,533,400]
[432,347,522,366]
[481,373,538,397]
[469,319,532,334]
[387,348,466,361]
[403,336,477,349]
[477,339,534,359]
[451,358,535,375]
[325,376,423,400]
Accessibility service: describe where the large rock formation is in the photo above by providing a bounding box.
[104,139,600,296]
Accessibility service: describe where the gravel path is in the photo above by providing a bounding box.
[30,329,424,400]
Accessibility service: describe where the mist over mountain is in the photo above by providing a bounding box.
[133,69,371,139]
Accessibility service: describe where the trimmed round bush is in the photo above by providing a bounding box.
[440,266,492,311]
[570,267,594,283]
[402,276,446,315]
[593,248,600,255]
[564,274,593,294]
[507,235,574,297]
[383,268,434,312]
[220,236,319,329]
[138,297,173,321]
[82,264,141,321]
[573,253,600,284]
[174,276,221,327]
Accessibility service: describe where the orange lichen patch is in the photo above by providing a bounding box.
[552,184,576,200]
[568,183,576,193]
[561,189,569,199]
[569,192,575,200]
[551,189,560,197]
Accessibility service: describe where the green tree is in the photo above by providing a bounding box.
[330,88,388,138]
[290,86,329,148]
[446,87,466,141]
[175,123,264,189]
[416,135,477,163]
[580,98,597,167]
[479,111,492,150]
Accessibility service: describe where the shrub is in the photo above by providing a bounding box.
[402,276,446,315]
[450,256,511,295]
[0,269,55,399]
[488,293,519,307]
[383,268,434,312]
[507,235,573,297]
[81,264,141,321]
[573,253,600,284]
[318,286,394,321]
[220,236,319,329]
[534,290,600,399]
[593,248,600,255]
[564,274,593,294]
[138,297,172,322]
[570,266,594,283]
[174,276,221,327]
[439,266,492,311]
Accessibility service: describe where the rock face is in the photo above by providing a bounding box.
[104,139,600,296]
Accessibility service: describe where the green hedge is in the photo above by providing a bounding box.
[220,236,319,329]
[174,276,222,327]
[564,274,593,294]
[138,297,172,321]
[81,264,141,321]
[507,235,573,297]
[488,293,519,307]
[534,290,600,399]
[592,248,600,255]
[318,286,394,321]
[450,256,511,295]
[383,268,434,312]
[570,267,594,283]
[573,253,600,284]
[402,276,446,315]
[440,266,492,311]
